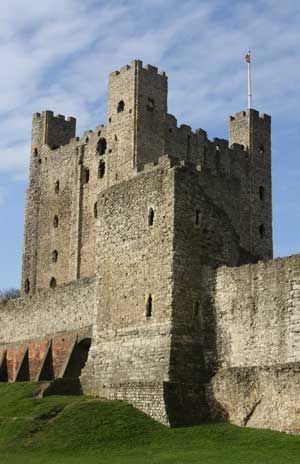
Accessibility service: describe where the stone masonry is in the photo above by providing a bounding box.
[0,59,299,432]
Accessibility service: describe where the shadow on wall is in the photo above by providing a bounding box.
[163,265,228,426]
[62,338,91,379]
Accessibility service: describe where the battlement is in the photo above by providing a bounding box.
[32,110,76,150]
[229,108,271,123]
[33,110,76,124]
[110,59,167,79]
[137,154,181,173]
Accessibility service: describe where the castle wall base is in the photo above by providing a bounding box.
[81,377,208,426]
[207,364,300,434]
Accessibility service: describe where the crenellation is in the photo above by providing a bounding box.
[120,64,131,72]
[144,64,158,73]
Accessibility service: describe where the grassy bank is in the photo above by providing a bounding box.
[1,382,300,464]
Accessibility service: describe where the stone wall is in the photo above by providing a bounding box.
[81,165,175,424]
[207,364,300,434]
[203,255,300,433]
[205,255,300,369]
[0,277,95,344]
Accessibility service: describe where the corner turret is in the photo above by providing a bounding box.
[229,109,272,259]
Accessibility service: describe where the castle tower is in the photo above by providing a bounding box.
[106,60,167,182]
[21,112,76,295]
[229,109,273,260]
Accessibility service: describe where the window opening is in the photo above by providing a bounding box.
[98,161,105,179]
[94,202,98,218]
[259,146,265,155]
[97,138,107,156]
[24,279,30,294]
[195,210,200,226]
[259,224,265,238]
[148,208,154,226]
[55,180,59,194]
[52,250,58,263]
[117,100,125,113]
[50,277,57,289]
[146,295,152,318]
[83,168,90,184]
[193,301,200,318]
[53,215,59,228]
[259,186,265,201]
[147,98,155,111]
[215,150,221,173]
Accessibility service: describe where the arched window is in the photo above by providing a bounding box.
[148,208,154,226]
[97,138,107,156]
[117,100,125,113]
[98,161,105,179]
[259,146,265,155]
[94,202,98,218]
[195,209,200,226]
[146,295,152,318]
[53,215,59,228]
[24,279,30,294]
[52,250,58,263]
[259,224,265,238]
[55,180,59,194]
[259,186,265,201]
[50,277,57,289]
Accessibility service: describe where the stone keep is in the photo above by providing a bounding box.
[1,60,299,432]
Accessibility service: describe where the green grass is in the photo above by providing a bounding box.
[1,383,300,464]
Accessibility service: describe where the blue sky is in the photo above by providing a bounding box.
[0,0,300,289]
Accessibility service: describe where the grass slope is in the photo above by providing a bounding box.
[1,382,300,464]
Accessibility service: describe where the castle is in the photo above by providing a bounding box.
[1,60,299,433]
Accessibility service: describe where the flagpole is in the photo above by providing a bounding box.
[247,50,252,109]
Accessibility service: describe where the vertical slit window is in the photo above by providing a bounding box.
[148,208,154,226]
[146,295,152,318]
[259,186,265,201]
[259,224,265,238]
